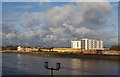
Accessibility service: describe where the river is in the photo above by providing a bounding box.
[2,53,119,75]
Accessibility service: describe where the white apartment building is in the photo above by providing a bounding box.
[71,38,104,50]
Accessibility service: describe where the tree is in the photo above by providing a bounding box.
[110,45,120,51]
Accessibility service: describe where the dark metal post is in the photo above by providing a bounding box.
[51,68,53,77]
[44,62,61,77]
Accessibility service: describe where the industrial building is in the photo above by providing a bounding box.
[71,38,104,50]
[52,48,80,53]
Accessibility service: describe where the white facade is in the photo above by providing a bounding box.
[71,38,104,50]
[17,46,22,51]
[71,41,81,48]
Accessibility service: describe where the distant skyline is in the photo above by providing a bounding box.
[2,1,118,47]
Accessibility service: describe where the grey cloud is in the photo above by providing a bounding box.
[2,2,117,47]
[76,2,112,29]
[19,2,115,47]
[2,22,19,46]
[2,22,19,34]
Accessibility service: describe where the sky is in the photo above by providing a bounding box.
[2,0,119,47]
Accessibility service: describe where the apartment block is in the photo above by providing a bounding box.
[71,38,104,50]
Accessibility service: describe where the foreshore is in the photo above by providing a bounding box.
[2,51,119,61]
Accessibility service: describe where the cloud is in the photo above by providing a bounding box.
[2,2,118,47]
[2,22,18,34]
[77,2,112,29]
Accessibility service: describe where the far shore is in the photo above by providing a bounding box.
[2,50,119,61]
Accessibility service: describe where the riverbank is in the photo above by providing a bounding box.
[2,51,119,61]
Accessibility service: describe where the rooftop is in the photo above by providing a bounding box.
[72,38,102,41]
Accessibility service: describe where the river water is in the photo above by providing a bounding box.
[2,53,119,75]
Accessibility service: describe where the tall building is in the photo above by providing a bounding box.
[71,38,104,50]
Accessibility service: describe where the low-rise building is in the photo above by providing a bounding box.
[52,48,80,53]
[17,46,34,52]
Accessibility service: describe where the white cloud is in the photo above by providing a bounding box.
[2,2,118,47]
[76,27,90,35]
[19,2,116,47]
[6,33,16,39]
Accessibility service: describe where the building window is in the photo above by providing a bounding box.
[81,40,85,50]
[77,42,79,47]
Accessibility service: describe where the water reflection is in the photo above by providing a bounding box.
[2,53,118,75]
